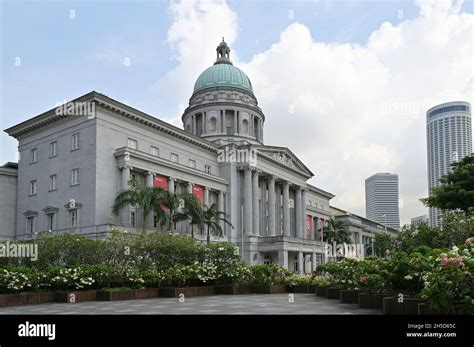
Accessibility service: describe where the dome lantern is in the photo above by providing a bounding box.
[216,37,231,64]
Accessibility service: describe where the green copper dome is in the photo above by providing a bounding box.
[193,39,254,96]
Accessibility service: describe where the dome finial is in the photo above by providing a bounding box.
[216,38,231,65]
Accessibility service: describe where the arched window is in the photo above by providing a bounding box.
[209,117,217,132]
[242,119,249,134]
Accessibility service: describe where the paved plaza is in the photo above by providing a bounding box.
[0,294,379,315]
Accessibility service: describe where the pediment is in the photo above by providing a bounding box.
[255,146,314,177]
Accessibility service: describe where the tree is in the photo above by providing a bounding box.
[160,189,188,232]
[421,155,474,214]
[323,218,352,245]
[372,233,394,258]
[202,203,233,245]
[177,194,204,238]
[112,178,167,233]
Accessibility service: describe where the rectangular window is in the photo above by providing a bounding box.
[204,165,211,174]
[188,159,196,168]
[30,148,37,163]
[71,169,79,185]
[170,153,179,163]
[150,146,159,157]
[130,211,136,227]
[69,210,78,228]
[30,180,37,195]
[72,133,80,150]
[49,174,57,191]
[127,138,137,150]
[46,213,55,231]
[27,217,35,234]
[50,141,57,157]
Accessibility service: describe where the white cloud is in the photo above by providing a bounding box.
[158,0,473,225]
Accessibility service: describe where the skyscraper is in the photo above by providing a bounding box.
[426,101,472,227]
[365,173,400,230]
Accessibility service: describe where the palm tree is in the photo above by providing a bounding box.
[202,203,233,245]
[323,217,351,245]
[176,194,204,238]
[160,189,187,232]
[112,178,167,233]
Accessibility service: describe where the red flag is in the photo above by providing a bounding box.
[153,175,168,189]
[192,185,204,207]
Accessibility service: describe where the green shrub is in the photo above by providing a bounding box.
[246,264,291,285]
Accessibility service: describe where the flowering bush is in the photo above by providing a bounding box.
[285,274,328,286]
[0,266,42,293]
[163,262,218,287]
[245,264,291,285]
[47,266,95,291]
[215,262,251,285]
[420,245,474,314]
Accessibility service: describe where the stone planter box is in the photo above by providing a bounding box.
[358,293,393,310]
[55,290,97,303]
[96,289,138,301]
[136,288,160,299]
[215,285,251,295]
[0,292,55,307]
[286,285,310,293]
[418,303,453,315]
[251,284,287,294]
[159,286,215,298]
[340,290,363,304]
[316,286,329,297]
[383,296,426,315]
[307,285,318,294]
[327,287,343,299]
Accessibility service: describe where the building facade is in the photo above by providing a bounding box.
[426,101,472,227]
[365,173,400,230]
[411,215,429,226]
[2,40,341,273]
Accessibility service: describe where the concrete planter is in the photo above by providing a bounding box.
[55,290,97,303]
[340,290,363,304]
[418,302,454,315]
[0,292,55,307]
[383,296,426,315]
[286,285,310,293]
[327,287,343,299]
[316,286,329,297]
[159,286,215,298]
[215,285,251,295]
[358,293,393,310]
[96,289,138,301]
[307,285,318,294]
[251,284,287,294]
[136,288,160,299]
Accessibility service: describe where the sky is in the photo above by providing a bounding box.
[1,0,473,226]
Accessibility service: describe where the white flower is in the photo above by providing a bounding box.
[404,275,413,280]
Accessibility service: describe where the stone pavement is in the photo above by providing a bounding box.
[0,294,380,315]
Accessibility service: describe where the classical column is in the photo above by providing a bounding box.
[295,186,303,238]
[186,182,193,233]
[274,183,281,235]
[278,250,288,270]
[121,166,130,225]
[244,167,253,235]
[301,189,307,239]
[192,115,196,135]
[168,177,175,193]
[233,111,238,135]
[252,171,260,236]
[221,110,224,134]
[203,112,207,134]
[146,172,154,231]
[217,190,225,232]
[267,175,276,236]
[203,187,209,207]
[298,251,304,275]
[282,181,290,237]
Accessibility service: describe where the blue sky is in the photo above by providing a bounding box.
[1,0,473,223]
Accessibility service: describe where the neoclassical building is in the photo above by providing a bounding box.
[1,40,391,272]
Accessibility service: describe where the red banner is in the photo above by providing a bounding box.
[306,215,312,232]
[192,185,204,207]
[153,175,168,190]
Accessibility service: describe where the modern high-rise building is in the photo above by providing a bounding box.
[426,101,472,227]
[411,215,429,226]
[365,173,400,230]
